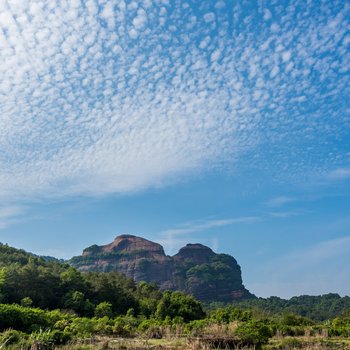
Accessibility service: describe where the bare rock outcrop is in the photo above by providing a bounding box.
[70,234,253,302]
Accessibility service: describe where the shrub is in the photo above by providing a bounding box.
[68,317,95,337]
[49,329,72,345]
[30,329,55,349]
[0,329,29,346]
[184,319,210,336]
[235,320,273,349]
[0,304,51,332]
[93,316,113,335]
[95,302,113,318]
[155,291,205,322]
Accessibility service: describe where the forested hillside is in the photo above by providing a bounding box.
[233,294,350,321]
[1,242,350,349]
[0,243,204,319]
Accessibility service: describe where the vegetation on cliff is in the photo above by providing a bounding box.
[69,235,253,303]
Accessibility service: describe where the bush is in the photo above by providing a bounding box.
[68,317,95,337]
[235,320,273,349]
[138,319,163,338]
[155,291,205,322]
[0,304,51,332]
[280,337,303,349]
[93,316,113,335]
[47,329,72,345]
[113,316,138,338]
[210,307,252,324]
[184,319,210,336]
[20,297,33,307]
[30,329,55,349]
[95,302,113,318]
[0,329,29,346]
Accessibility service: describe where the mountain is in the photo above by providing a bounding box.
[69,234,253,302]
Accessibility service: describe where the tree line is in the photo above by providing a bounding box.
[1,242,350,349]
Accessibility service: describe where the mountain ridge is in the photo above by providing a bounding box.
[69,234,254,302]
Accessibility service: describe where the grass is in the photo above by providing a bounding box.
[2,333,350,349]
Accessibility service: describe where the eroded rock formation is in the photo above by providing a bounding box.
[70,234,253,302]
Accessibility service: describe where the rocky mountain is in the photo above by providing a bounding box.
[69,234,254,302]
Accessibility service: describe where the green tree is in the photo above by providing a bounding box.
[235,320,272,349]
[63,291,94,316]
[156,291,205,322]
[95,302,113,318]
[20,297,33,307]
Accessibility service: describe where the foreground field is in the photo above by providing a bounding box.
[27,336,350,350]
[1,303,350,349]
[2,334,350,350]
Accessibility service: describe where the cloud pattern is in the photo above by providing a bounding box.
[0,0,349,199]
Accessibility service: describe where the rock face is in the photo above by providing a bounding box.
[70,234,253,302]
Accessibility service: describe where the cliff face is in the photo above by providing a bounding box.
[70,234,253,302]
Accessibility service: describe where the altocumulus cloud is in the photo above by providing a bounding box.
[0,0,349,199]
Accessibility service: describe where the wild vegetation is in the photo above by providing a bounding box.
[0,243,350,349]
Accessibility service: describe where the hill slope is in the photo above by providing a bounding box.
[69,234,253,302]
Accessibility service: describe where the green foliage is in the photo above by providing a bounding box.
[0,304,51,332]
[2,240,350,348]
[30,329,55,349]
[210,306,252,323]
[28,328,72,349]
[156,291,205,322]
[48,329,72,345]
[0,267,5,303]
[93,316,113,335]
[84,271,138,315]
[186,254,246,302]
[329,316,350,337]
[0,243,144,318]
[138,318,163,338]
[95,301,113,318]
[272,337,304,349]
[63,291,94,316]
[136,281,162,317]
[184,319,210,336]
[234,293,350,321]
[0,243,37,266]
[69,317,95,337]
[280,312,313,326]
[113,314,139,337]
[21,296,33,307]
[0,329,29,347]
[235,320,273,348]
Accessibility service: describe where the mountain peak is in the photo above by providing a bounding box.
[83,234,166,257]
[71,235,253,302]
[174,243,215,264]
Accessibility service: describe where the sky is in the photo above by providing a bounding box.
[0,0,349,298]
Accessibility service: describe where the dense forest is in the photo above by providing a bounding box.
[232,294,350,321]
[0,243,350,349]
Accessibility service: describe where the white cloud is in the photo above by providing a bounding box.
[281,50,291,62]
[328,168,350,180]
[263,9,272,21]
[161,216,260,237]
[268,211,300,218]
[0,206,24,230]
[203,12,215,23]
[132,8,147,29]
[266,196,295,207]
[158,216,261,254]
[270,65,280,78]
[0,0,348,204]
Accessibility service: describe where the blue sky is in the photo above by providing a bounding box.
[0,0,349,298]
